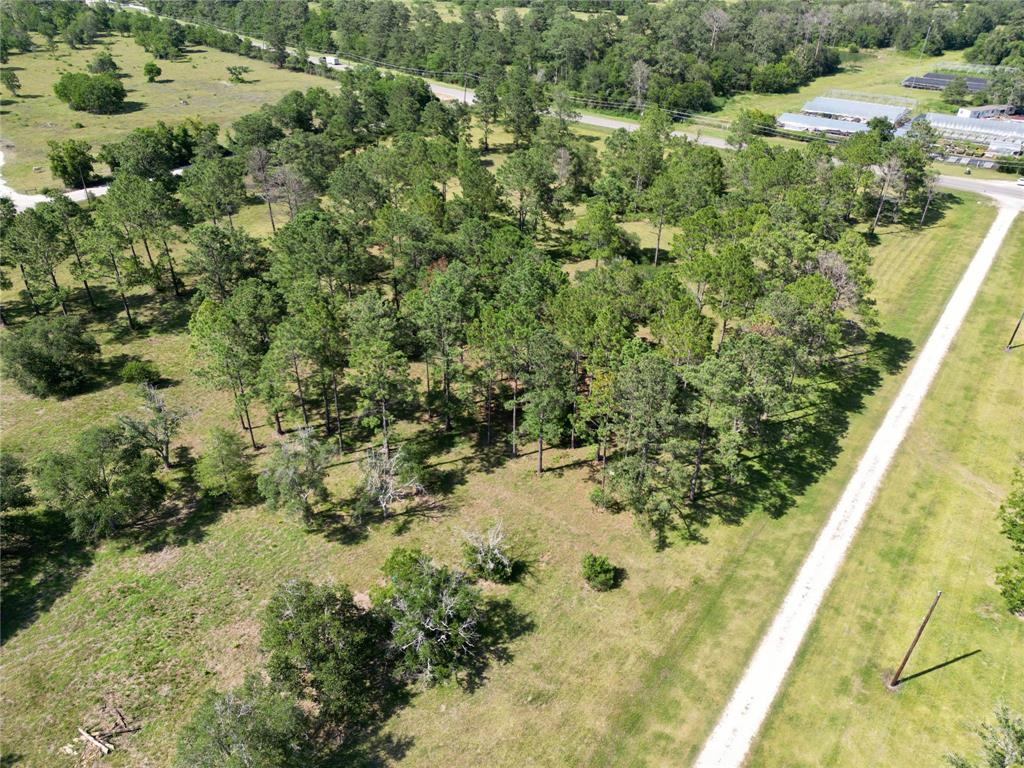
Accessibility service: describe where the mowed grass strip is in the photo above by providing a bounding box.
[748,216,1024,768]
[0,33,329,191]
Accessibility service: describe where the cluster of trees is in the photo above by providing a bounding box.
[0,0,113,58]
[6,69,936,547]
[53,70,126,113]
[0,378,181,540]
[964,11,1024,67]
[996,456,1024,616]
[177,539,515,765]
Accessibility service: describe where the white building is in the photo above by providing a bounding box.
[956,104,1014,120]
[777,113,870,136]
[801,96,910,125]
[924,112,1024,157]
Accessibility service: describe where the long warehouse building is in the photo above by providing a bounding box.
[777,113,870,136]
[801,96,910,124]
[923,112,1024,155]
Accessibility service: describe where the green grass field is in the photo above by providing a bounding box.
[0,34,329,191]
[709,47,966,124]
[0,185,1000,766]
[748,216,1024,768]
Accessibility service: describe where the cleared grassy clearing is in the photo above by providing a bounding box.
[0,34,329,191]
[0,187,998,766]
[709,48,966,124]
[748,216,1024,768]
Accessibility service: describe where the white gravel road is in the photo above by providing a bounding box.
[692,193,1021,768]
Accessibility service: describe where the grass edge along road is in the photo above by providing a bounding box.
[691,197,1022,768]
[748,209,1024,766]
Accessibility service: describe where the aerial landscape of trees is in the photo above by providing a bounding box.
[0,0,1021,765]
[1,55,940,753]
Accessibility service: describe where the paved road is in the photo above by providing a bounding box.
[692,187,1021,768]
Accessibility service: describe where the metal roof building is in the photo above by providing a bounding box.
[777,113,871,136]
[801,96,909,124]
[924,112,1024,143]
[902,72,989,93]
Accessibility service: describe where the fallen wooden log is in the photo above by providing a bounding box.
[77,727,112,755]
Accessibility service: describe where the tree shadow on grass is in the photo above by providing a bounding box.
[318,421,514,544]
[691,329,915,531]
[130,447,230,553]
[115,100,146,114]
[317,731,415,768]
[1,507,94,644]
[459,597,536,693]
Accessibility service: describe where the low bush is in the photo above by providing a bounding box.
[120,359,161,384]
[462,524,514,583]
[582,553,619,591]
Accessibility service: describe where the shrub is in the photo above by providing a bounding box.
[174,674,308,768]
[996,559,1024,616]
[34,425,165,541]
[144,61,161,82]
[589,486,614,511]
[943,705,1024,768]
[87,50,119,74]
[0,452,33,512]
[53,71,126,114]
[262,580,391,727]
[257,429,331,524]
[0,315,101,398]
[581,553,619,591]
[376,548,482,684]
[462,524,514,583]
[996,457,1024,615]
[194,427,257,503]
[120,359,161,385]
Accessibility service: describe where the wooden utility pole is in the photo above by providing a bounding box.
[1005,309,1024,352]
[888,591,942,688]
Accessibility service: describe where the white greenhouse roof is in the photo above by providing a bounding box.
[986,141,1023,155]
[924,113,1024,143]
[802,97,909,123]
[777,113,870,135]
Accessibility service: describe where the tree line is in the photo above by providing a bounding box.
[145,0,1019,114]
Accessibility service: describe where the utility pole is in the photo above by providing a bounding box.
[888,591,942,688]
[1005,309,1024,352]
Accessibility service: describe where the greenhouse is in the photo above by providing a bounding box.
[923,113,1024,143]
[777,113,870,136]
[801,97,910,124]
